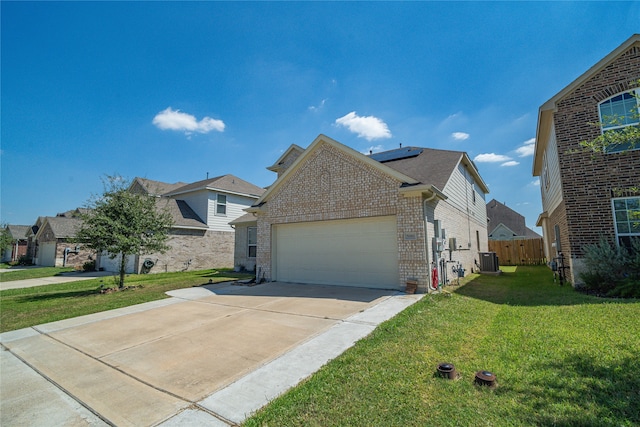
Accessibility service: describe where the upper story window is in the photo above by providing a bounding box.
[598,90,639,153]
[216,194,227,215]
[612,196,640,249]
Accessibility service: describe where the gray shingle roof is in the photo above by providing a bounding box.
[155,198,208,229]
[374,147,465,191]
[132,178,189,196]
[6,225,30,239]
[229,213,257,226]
[487,199,541,238]
[46,217,83,239]
[166,174,266,198]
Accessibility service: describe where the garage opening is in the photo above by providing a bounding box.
[273,216,399,289]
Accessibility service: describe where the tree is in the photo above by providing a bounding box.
[0,223,13,260]
[76,175,173,289]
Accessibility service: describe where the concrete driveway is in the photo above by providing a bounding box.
[1,281,422,426]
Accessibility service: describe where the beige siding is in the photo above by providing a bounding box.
[540,125,564,215]
[179,190,209,225]
[207,193,256,232]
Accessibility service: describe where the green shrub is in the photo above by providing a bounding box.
[82,260,96,272]
[606,278,640,298]
[580,237,639,297]
[15,255,33,266]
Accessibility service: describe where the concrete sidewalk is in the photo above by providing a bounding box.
[1,282,423,426]
[0,270,113,291]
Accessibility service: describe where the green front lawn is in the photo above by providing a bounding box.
[0,269,252,332]
[0,267,75,282]
[244,266,640,426]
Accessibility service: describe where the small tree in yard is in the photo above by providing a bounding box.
[76,176,173,289]
[0,224,13,261]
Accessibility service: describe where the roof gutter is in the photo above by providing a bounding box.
[399,184,447,200]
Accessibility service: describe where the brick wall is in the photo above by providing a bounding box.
[141,228,235,273]
[552,43,640,283]
[54,241,95,269]
[256,142,427,289]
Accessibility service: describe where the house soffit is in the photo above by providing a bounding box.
[253,134,419,206]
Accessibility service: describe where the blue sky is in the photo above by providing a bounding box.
[2,2,639,230]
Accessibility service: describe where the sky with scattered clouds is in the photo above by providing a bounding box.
[2,2,639,230]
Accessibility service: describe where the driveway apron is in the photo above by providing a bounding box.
[1,282,422,426]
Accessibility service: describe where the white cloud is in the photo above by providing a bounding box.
[516,137,536,157]
[308,99,327,112]
[501,161,520,167]
[530,179,540,187]
[335,111,392,141]
[152,107,225,134]
[451,132,470,141]
[473,153,512,163]
[362,145,385,155]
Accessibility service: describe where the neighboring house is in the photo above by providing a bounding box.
[25,217,45,263]
[240,134,489,292]
[1,225,30,263]
[32,211,95,268]
[486,199,541,241]
[97,174,266,274]
[533,34,640,285]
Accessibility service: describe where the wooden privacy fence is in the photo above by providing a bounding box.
[488,238,546,266]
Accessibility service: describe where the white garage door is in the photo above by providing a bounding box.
[38,242,56,266]
[273,216,399,289]
[98,252,137,274]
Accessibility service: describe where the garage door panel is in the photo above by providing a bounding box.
[274,216,399,289]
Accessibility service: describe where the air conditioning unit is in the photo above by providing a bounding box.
[479,252,499,272]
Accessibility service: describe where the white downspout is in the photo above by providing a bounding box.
[423,190,437,291]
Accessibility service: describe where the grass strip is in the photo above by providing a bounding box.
[0,267,75,282]
[244,266,640,427]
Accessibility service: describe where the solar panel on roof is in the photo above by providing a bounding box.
[369,147,423,163]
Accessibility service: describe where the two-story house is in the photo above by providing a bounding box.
[97,174,265,274]
[237,134,489,292]
[533,34,640,284]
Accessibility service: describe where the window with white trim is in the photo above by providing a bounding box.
[216,194,227,215]
[598,90,640,153]
[247,226,257,258]
[613,196,640,248]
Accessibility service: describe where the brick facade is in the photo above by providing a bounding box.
[538,37,640,284]
[257,143,411,287]
[141,229,235,273]
[255,138,488,292]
